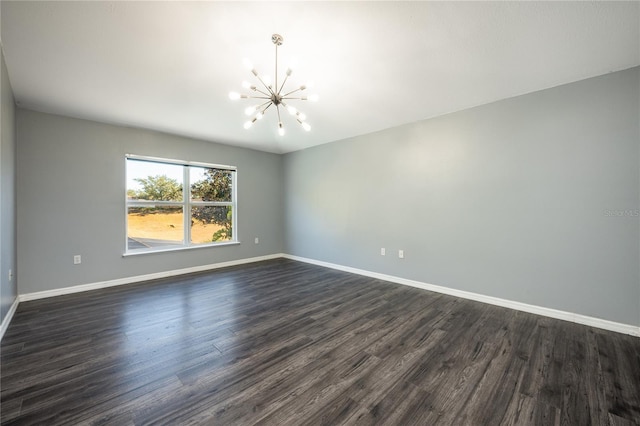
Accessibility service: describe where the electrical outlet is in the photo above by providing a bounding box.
[381,248,386,256]
[73,255,82,265]
[398,250,404,259]
[254,237,259,244]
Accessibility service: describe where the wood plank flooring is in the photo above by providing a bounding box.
[1,258,639,425]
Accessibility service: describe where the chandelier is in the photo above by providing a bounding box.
[229,34,317,136]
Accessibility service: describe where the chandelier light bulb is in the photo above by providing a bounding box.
[229,91,241,100]
[308,94,319,102]
[241,81,251,89]
[244,106,256,116]
[298,113,306,121]
[278,122,285,136]
[301,122,311,132]
[256,111,264,120]
[243,120,253,129]
[287,105,297,115]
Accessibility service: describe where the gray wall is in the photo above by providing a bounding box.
[1,46,17,323]
[284,67,640,326]
[17,110,284,294]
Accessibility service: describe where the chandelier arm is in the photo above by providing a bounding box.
[281,88,304,97]
[247,101,272,117]
[283,100,307,123]
[280,98,303,114]
[277,74,289,95]
[262,102,274,114]
[257,100,271,109]
[251,87,272,97]
[281,96,307,100]
[246,95,272,100]
[276,104,282,123]
[275,44,279,97]
[254,74,275,95]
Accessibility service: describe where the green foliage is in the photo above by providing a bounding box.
[130,175,182,201]
[209,207,233,241]
[190,169,232,202]
[191,169,233,241]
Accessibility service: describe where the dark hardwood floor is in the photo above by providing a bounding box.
[1,258,639,425]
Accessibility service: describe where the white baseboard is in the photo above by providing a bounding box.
[282,254,640,337]
[11,252,640,338]
[0,297,20,341]
[19,253,284,302]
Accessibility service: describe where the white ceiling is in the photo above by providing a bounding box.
[2,1,639,154]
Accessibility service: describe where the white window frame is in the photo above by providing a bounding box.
[124,154,238,255]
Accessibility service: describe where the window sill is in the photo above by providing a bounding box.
[123,241,240,257]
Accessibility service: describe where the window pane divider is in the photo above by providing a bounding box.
[126,153,237,172]
[183,165,191,247]
[189,201,234,206]
[128,200,184,205]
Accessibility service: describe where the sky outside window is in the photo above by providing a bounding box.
[126,160,206,192]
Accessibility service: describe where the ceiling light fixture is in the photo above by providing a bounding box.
[229,34,317,136]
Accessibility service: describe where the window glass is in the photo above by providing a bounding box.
[126,157,236,253]
[127,206,184,250]
[127,160,183,202]
[191,206,233,243]
[190,167,233,202]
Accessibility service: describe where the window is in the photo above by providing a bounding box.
[126,155,237,253]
